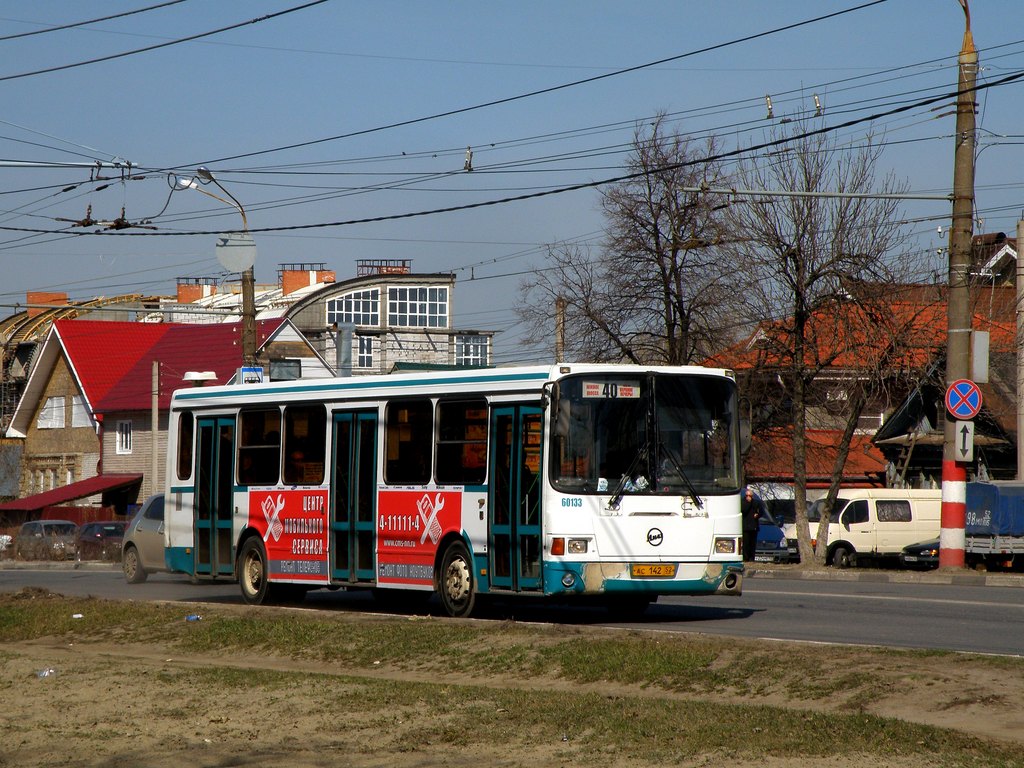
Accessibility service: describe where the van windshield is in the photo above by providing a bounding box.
[808,498,850,524]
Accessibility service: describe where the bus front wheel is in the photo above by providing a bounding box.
[438,541,475,618]
[239,537,271,605]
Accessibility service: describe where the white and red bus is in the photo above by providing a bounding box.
[163,363,744,617]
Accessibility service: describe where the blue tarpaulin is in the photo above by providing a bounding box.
[966,482,1024,536]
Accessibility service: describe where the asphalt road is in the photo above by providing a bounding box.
[2,562,1022,656]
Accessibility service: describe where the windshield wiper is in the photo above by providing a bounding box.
[607,441,649,510]
[657,441,703,509]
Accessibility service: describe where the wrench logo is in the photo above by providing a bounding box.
[417,492,444,545]
[262,494,285,542]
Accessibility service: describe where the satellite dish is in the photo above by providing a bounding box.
[215,232,256,272]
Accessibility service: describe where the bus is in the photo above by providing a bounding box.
[163,363,745,617]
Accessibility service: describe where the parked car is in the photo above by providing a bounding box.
[900,538,939,569]
[755,505,797,563]
[14,520,78,560]
[122,494,166,583]
[75,521,126,562]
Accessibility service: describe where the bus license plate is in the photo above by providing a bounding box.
[631,563,676,578]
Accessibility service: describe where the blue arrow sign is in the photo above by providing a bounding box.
[946,379,982,420]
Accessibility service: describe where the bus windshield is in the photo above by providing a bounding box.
[551,372,740,495]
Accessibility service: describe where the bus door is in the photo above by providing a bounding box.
[194,416,235,577]
[330,411,378,583]
[489,405,543,591]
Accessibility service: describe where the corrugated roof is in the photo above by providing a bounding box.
[0,473,142,512]
[55,318,285,412]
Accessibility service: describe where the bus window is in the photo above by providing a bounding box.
[283,405,326,485]
[176,412,194,481]
[385,399,432,484]
[436,399,487,485]
[238,408,281,485]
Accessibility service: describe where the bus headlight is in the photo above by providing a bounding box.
[567,538,589,554]
[714,537,737,554]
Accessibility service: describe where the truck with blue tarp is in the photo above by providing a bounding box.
[965,481,1024,570]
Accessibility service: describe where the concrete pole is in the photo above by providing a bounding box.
[940,1,977,569]
[241,266,257,367]
[151,360,159,498]
[555,296,567,363]
[1017,217,1024,479]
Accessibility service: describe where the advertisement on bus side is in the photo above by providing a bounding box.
[247,488,330,582]
[377,488,462,586]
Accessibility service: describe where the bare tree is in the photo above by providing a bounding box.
[518,115,739,364]
[727,122,931,565]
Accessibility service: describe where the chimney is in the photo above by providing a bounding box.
[27,291,67,318]
[279,263,335,295]
[176,277,218,304]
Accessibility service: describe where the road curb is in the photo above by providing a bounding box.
[746,564,1024,587]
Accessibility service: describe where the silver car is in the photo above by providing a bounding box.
[14,519,77,560]
[122,494,166,583]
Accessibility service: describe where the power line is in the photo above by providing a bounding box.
[0,0,189,42]
[186,0,889,168]
[0,0,330,83]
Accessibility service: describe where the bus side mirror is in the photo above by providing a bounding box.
[739,416,752,455]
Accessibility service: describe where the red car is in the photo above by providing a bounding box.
[75,521,126,562]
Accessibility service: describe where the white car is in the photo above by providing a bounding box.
[122,494,166,583]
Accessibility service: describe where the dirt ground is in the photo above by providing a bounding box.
[4,610,1024,768]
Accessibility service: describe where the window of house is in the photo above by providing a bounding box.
[37,396,65,429]
[238,408,281,486]
[71,396,92,428]
[435,399,487,485]
[116,420,133,454]
[270,358,301,381]
[384,399,432,484]
[327,288,380,326]
[455,335,488,367]
[283,405,326,485]
[357,336,374,369]
[387,286,448,328]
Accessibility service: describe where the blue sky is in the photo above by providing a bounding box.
[1,0,1022,364]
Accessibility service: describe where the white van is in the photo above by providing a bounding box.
[793,489,941,568]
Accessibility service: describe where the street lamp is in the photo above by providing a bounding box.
[175,169,257,368]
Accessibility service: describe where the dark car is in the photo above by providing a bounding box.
[75,521,126,562]
[900,538,939,569]
[755,506,796,563]
[14,520,78,560]
[122,494,166,583]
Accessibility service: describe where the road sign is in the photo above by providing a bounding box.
[956,420,975,462]
[945,378,982,420]
[240,366,263,385]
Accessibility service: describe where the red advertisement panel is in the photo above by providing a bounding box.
[377,489,462,586]
[247,489,329,583]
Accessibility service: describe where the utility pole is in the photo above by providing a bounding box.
[555,296,567,363]
[940,0,977,569]
[1017,215,1024,479]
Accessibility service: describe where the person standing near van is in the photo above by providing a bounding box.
[741,487,760,561]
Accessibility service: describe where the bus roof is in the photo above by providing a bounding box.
[170,362,735,409]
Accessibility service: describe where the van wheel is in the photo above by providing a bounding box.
[832,545,855,569]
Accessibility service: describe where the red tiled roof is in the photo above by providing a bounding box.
[54,319,285,412]
[0,473,142,512]
[744,428,887,488]
[708,287,1015,372]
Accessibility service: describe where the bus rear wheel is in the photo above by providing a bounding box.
[438,541,475,618]
[239,537,271,605]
